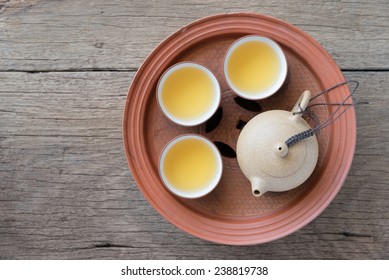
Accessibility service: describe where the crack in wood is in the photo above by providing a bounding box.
[341,231,373,238]
[93,243,131,248]
[71,243,134,250]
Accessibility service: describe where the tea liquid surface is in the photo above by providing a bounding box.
[161,67,215,120]
[163,138,218,193]
[227,41,280,94]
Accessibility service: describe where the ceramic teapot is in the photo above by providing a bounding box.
[236,90,319,197]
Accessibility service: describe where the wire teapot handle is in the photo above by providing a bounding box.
[285,80,363,148]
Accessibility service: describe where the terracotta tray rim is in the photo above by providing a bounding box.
[122,12,356,245]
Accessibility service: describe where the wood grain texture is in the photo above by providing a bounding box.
[1,71,388,259]
[0,0,388,71]
[1,0,388,260]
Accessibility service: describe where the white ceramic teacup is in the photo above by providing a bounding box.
[159,134,223,199]
[157,62,221,126]
[224,35,287,100]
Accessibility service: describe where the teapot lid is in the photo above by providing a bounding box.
[237,91,319,196]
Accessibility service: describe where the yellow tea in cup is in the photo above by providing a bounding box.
[224,36,287,100]
[157,62,220,126]
[159,134,223,198]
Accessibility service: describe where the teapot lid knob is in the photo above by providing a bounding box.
[275,142,288,158]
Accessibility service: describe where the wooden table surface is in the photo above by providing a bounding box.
[1,0,388,259]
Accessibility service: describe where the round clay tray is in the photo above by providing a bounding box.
[123,13,356,245]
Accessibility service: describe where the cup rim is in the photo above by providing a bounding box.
[156,62,221,126]
[158,134,223,199]
[223,35,288,100]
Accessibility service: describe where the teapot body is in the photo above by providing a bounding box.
[236,91,319,196]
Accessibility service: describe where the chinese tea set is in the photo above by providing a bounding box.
[156,35,357,199]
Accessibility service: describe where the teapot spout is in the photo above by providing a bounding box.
[250,177,267,197]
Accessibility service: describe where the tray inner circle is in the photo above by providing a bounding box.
[147,36,329,218]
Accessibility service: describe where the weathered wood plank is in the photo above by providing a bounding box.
[0,0,388,71]
[0,71,388,259]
